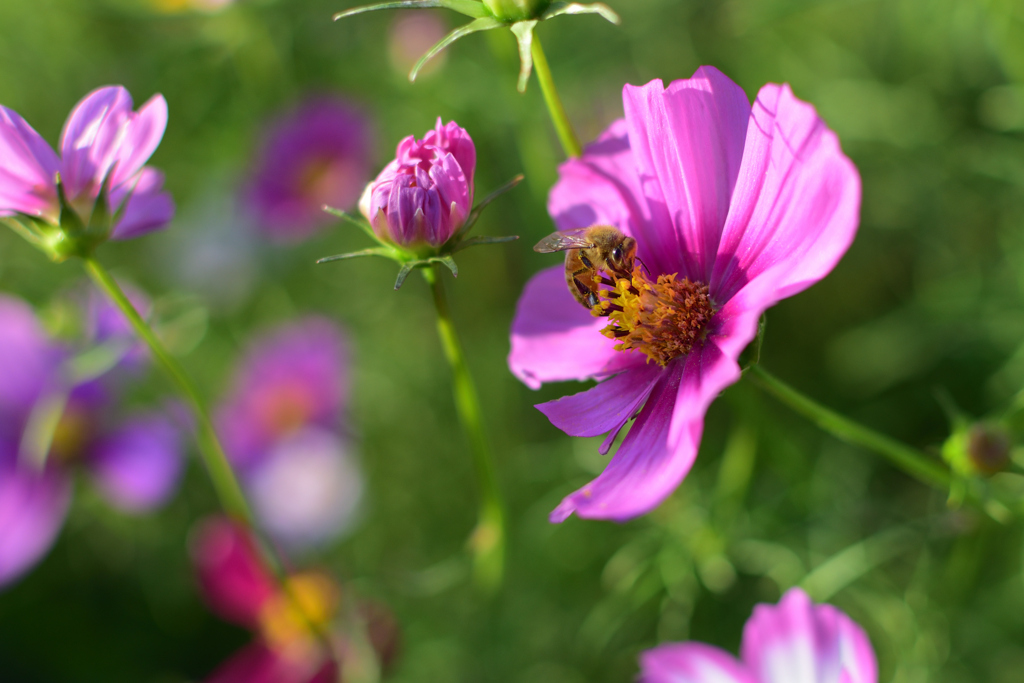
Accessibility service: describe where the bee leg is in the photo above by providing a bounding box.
[572,277,605,313]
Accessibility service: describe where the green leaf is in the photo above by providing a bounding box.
[453,173,524,240]
[334,1,445,21]
[411,16,504,82]
[452,235,519,253]
[1,216,45,246]
[317,247,397,264]
[394,261,419,289]
[323,205,379,243]
[510,20,538,92]
[430,254,459,278]
[540,1,620,24]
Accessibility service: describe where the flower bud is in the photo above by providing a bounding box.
[942,421,1012,477]
[483,0,551,21]
[360,118,475,250]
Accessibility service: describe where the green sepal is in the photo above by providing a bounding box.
[55,174,85,237]
[410,16,503,82]
[317,247,399,264]
[450,173,523,241]
[540,1,619,24]
[334,1,444,21]
[1,215,46,247]
[431,254,459,278]
[393,261,418,290]
[510,21,538,93]
[323,205,379,243]
[85,168,115,239]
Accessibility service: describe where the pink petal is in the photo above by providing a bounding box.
[85,413,183,512]
[0,453,72,588]
[111,168,175,239]
[190,516,277,628]
[206,641,317,683]
[536,362,663,441]
[741,588,878,683]
[710,83,861,304]
[547,119,675,276]
[622,66,751,282]
[59,86,134,199]
[640,642,756,683]
[550,363,690,522]
[508,266,644,390]
[109,94,168,189]
[0,105,60,217]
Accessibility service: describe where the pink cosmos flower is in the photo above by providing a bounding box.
[509,66,860,522]
[0,85,173,240]
[640,588,877,683]
[246,97,374,243]
[359,118,476,248]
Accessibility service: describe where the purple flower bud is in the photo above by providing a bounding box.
[360,118,475,249]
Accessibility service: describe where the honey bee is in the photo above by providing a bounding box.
[534,225,637,309]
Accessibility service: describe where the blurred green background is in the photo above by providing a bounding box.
[2,0,1024,681]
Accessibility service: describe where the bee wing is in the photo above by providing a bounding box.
[533,229,595,253]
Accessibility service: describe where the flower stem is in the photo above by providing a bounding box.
[530,34,582,158]
[422,265,506,592]
[82,257,253,523]
[747,364,952,490]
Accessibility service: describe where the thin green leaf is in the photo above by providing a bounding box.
[323,205,379,242]
[317,247,396,264]
[334,1,444,21]
[452,235,519,253]
[394,261,419,289]
[442,0,490,17]
[2,216,44,245]
[410,17,504,82]
[510,21,538,93]
[454,174,524,239]
[430,255,459,278]
[541,1,620,24]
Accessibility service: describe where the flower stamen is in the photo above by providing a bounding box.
[593,266,714,367]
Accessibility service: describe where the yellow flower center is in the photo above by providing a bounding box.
[593,266,714,367]
[258,572,339,657]
[253,382,316,439]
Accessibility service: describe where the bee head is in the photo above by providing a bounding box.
[609,236,637,272]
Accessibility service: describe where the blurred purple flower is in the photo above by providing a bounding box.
[191,516,399,683]
[509,67,861,522]
[360,118,475,249]
[0,293,183,588]
[216,318,362,549]
[640,588,877,683]
[247,98,373,242]
[0,85,174,240]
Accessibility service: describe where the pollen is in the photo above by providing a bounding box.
[593,266,714,367]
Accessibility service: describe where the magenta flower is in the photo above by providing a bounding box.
[247,98,374,242]
[0,293,183,587]
[509,66,860,522]
[0,86,174,254]
[191,516,399,683]
[216,318,362,549]
[640,588,877,683]
[359,118,475,249]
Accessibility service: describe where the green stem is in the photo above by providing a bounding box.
[422,265,506,592]
[747,364,952,490]
[531,35,582,158]
[82,257,253,523]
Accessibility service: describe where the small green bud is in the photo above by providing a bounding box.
[943,421,1012,477]
[483,0,551,21]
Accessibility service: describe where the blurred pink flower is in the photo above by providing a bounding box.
[247,98,374,242]
[388,11,449,76]
[216,319,362,550]
[640,588,877,683]
[0,292,183,588]
[0,85,174,240]
[191,517,399,683]
[359,118,475,248]
[509,66,861,522]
